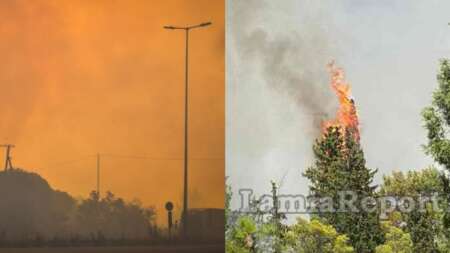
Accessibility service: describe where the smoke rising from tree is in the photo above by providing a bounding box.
[229,0,342,131]
[227,0,450,224]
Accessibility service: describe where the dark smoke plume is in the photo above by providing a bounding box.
[229,0,340,129]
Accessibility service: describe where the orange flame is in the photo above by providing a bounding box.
[322,61,360,141]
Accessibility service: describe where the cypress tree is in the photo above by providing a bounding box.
[304,126,383,252]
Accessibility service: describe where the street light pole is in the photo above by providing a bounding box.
[164,21,212,237]
[97,153,100,199]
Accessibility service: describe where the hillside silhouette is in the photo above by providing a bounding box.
[0,169,157,245]
[0,169,75,241]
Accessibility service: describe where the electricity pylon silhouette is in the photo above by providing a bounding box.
[0,144,15,171]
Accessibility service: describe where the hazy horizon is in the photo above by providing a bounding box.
[0,0,224,225]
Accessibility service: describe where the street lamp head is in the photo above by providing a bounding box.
[164,22,212,30]
[199,22,212,27]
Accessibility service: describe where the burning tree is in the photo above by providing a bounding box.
[304,62,383,252]
[321,61,360,141]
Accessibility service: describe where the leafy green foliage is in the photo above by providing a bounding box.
[422,58,450,250]
[423,59,450,169]
[226,216,257,253]
[284,217,354,253]
[380,168,444,252]
[226,183,287,253]
[380,168,443,197]
[375,221,413,253]
[226,215,355,253]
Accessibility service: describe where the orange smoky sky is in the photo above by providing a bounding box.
[0,0,224,224]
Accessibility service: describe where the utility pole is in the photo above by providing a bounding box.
[0,144,15,171]
[164,21,212,237]
[97,153,100,198]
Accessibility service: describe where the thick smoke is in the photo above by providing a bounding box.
[226,0,344,220]
[229,0,341,130]
[0,1,225,224]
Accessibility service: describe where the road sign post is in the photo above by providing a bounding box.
[165,201,174,239]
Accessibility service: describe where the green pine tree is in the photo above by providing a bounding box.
[407,209,439,253]
[304,126,383,252]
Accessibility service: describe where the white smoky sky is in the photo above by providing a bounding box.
[226,0,450,220]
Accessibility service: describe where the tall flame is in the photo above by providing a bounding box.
[322,61,360,141]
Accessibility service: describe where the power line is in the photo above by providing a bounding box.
[100,154,182,160]
[100,153,224,161]
[39,154,223,172]
[44,155,96,168]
